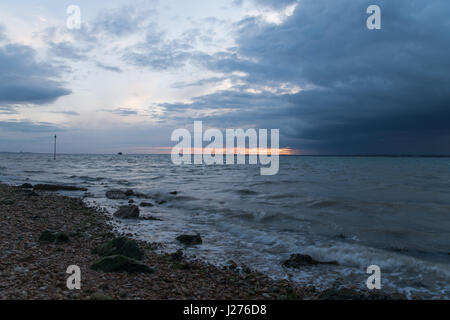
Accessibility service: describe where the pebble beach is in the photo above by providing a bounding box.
[0,183,404,300]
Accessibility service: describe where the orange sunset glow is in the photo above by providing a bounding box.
[128,147,302,155]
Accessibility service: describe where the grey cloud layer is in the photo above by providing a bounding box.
[157,0,450,154]
[3,1,449,154]
[0,44,71,105]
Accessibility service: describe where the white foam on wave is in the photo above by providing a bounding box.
[302,242,450,278]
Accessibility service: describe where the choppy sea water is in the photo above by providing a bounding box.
[0,153,449,299]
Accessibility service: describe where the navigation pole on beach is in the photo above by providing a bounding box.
[54,134,57,160]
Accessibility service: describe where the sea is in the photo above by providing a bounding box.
[0,152,449,299]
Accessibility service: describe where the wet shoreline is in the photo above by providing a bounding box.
[0,183,405,300]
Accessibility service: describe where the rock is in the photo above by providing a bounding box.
[140,202,154,207]
[156,200,167,205]
[33,184,87,192]
[128,199,134,204]
[106,189,128,200]
[39,231,70,243]
[39,231,56,243]
[170,249,184,261]
[0,199,14,205]
[176,234,202,246]
[113,205,140,219]
[55,233,70,243]
[124,189,134,196]
[282,254,338,268]
[20,183,33,189]
[227,260,238,270]
[169,191,178,195]
[243,266,252,274]
[92,237,144,260]
[90,255,153,273]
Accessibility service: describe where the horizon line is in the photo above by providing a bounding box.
[1,151,449,157]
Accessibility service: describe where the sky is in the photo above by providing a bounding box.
[0,0,449,155]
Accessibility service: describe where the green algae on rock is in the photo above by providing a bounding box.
[92,237,143,260]
[39,231,70,243]
[91,255,154,273]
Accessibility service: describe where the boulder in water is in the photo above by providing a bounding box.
[20,183,33,189]
[282,254,338,268]
[113,205,140,219]
[176,234,202,246]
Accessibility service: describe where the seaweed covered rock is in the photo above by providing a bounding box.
[90,255,153,273]
[113,205,140,219]
[39,231,56,242]
[55,233,70,243]
[176,234,202,246]
[92,237,143,260]
[282,254,338,268]
[170,249,184,262]
[39,231,69,243]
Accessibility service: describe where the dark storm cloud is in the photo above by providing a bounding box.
[0,44,71,105]
[170,0,450,154]
[160,88,290,112]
